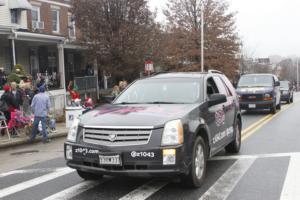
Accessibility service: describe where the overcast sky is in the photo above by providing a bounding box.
[149,0,300,58]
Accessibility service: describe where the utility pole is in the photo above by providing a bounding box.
[297,59,299,91]
[200,1,204,72]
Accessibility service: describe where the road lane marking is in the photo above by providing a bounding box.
[280,155,300,200]
[241,115,273,141]
[241,114,272,135]
[199,158,255,200]
[0,167,75,198]
[0,167,68,178]
[241,100,299,142]
[118,180,168,200]
[43,179,109,200]
[210,152,300,161]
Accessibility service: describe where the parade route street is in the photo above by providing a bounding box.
[1,93,300,200]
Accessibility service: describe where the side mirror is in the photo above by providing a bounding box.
[208,94,227,107]
[103,95,115,104]
[275,81,280,86]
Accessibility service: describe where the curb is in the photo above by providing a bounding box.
[0,131,68,149]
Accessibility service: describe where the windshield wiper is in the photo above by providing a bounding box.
[114,102,143,105]
[144,101,187,104]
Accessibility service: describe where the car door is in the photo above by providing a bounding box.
[205,76,228,152]
[213,76,235,146]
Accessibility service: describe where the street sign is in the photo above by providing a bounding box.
[145,60,154,74]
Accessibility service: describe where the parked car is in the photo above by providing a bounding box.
[236,74,281,114]
[64,70,242,188]
[280,81,293,103]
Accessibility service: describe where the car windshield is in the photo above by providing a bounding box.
[280,81,289,89]
[238,75,273,88]
[114,78,202,104]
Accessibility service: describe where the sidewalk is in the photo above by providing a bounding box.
[0,123,69,149]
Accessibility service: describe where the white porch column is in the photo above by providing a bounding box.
[11,39,16,66]
[57,43,66,106]
[93,58,99,99]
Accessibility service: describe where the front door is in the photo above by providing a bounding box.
[30,48,39,78]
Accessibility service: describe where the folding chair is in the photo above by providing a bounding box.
[0,111,10,140]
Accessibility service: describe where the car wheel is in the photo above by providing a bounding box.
[181,136,207,188]
[271,103,276,114]
[225,119,241,153]
[276,102,281,110]
[77,170,103,180]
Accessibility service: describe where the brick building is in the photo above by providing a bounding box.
[0,0,98,113]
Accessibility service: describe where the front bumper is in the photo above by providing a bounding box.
[64,142,188,177]
[280,94,290,101]
[239,100,274,110]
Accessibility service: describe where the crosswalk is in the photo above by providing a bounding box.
[0,153,299,200]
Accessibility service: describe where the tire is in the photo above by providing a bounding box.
[276,102,281,110]
[225,119,241,153]
[270,103,276,114]
[77,170,103,180]
[180,137,207,188]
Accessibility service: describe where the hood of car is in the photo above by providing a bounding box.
[79,104,198,128]
[280,88,289,92]
[236,87,273,95]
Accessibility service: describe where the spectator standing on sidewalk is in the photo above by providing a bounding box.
[11,82,23,110]
[30,85,51,143]
[0,85,12,122]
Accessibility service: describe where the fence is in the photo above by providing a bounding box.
[74,76,98,102]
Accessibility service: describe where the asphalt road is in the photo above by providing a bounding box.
[1,94,299,200]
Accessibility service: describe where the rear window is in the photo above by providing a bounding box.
[280,81,289,89]
[238,75,273,88]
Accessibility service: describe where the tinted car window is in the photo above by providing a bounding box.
[214,76,229,96]
[114,78,202,104]
[221,75,236,96]
[238,75,273,87]
[280,81,289,89]
[207,77,219,97]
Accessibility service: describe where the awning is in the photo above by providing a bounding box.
[9,0,32,10]
[9,31,65,43]
[0,0,5,6]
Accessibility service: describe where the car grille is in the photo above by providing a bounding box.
[83,127,152,146]
[241,94,263,101]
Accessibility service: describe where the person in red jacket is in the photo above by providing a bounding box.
[67,81,80,106]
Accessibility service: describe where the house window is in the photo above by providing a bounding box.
[68,14,76,39]
[31,6,40,22]
[52,10,59,33]
[11,10,19,24]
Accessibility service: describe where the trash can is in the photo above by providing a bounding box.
[65,106,83,128]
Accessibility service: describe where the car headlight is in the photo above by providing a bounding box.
[161,120,184,146]
[264,93,271,98]
[67,118,80,142]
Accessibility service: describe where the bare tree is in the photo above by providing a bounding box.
[163,0,240,78]
[72,0,158,80]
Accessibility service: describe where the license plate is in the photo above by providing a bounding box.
[99,155,121,166]
[249,104,256,108]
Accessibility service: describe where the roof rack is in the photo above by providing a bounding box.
[208,70,223,74]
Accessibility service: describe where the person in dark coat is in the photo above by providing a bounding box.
[10,82,23,110]
[0,68,7,89]
[0,85,13,122]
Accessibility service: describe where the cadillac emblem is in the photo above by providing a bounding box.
[108,134,117,142]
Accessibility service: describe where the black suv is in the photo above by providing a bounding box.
[64,71,242,188]
[280,81,294,104]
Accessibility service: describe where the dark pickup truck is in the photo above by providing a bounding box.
[64,71,242,188]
